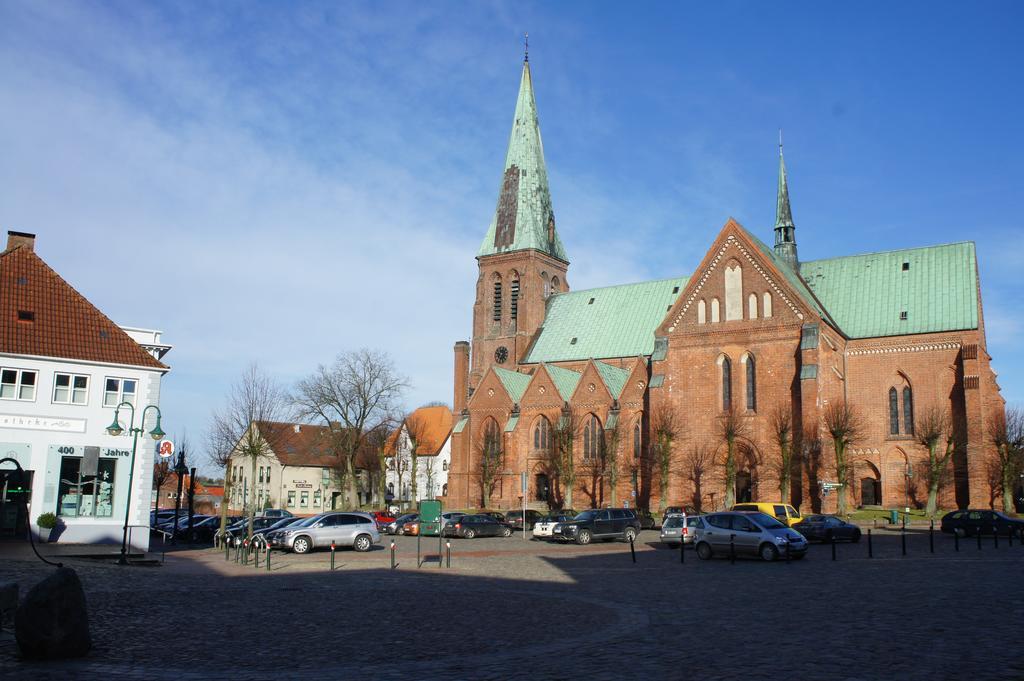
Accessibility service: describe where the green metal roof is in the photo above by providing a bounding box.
[495,367,531,402]
[453,416,468,433]
[504,414,520,433]
[477,62,567,262]
[800,242,979,339]
[595,361,630,399]
[544,364,581,401]
[735,224,830,322]
[525,277,687,363]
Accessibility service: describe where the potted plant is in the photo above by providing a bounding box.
[36,512,58,543]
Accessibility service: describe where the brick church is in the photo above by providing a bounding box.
[444,56,1005,515]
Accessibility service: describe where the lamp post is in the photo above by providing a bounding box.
[107,401,165,566]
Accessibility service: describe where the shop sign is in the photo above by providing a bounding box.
[293,482,313,489]
[50,445,131,458]
[0,414,86,433]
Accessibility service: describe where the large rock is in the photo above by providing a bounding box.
[14,567,91,659]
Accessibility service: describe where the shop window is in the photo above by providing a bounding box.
[1,368,37,401]
[313,489,322,507]
[53,373,89,405]
[57,456,116,518]
[287,490,296,507]
[300,490,309,507]
[103,377,137,407]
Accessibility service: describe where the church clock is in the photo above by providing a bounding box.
[494,346,509,364]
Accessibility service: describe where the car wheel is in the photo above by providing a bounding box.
[292,536,312,554]
[851,529,861,543]
[353,534,372,552]
[501,527,512,537]
[464,528,476,539]
[954,527,967,539]
[696,542,713,560]
[576,529,592,545]
[760,543,780,562]
[624,527,637,543]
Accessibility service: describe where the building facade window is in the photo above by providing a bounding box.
[748,293,758,319]
[442,460,448,471]
[300,490,309,507]
[888,387,900,435]
[698,299,706,324]
[533,416,552,453]
[492,279,503,321]
[483,418,502,466]
[287,490,296,507]
[745,355,756,412]
[582,414,602,461]
[633,422,641,460]
[724,262,743,321]
[103,377,137,407]
[1,368,37,401]
[763,292,773,318]
[313,489,321,507]
[902,386,914,436]
[56,456,116,518]
[710,298,720,323]
[510,278,520,321]
[53,373,89,405]
[721,356,732,411]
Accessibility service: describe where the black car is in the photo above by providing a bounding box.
[793,514,862,543]
[505,509,544,530]
[180,515,224,543]
[636,509,657,530]
[445,514,513,539]
[553,508,641,545]
[479,511,507,523]
[940,510,1024,538]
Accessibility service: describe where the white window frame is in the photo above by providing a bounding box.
[103,376,138,407]
[1,368,37,401]
[53,372,90,405]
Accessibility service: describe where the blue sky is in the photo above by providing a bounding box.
[2,2,1022,470]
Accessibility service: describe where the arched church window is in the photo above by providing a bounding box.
[492,278,503,322]
[533,416,552,453]
[633,421,642,460]
[483,417,502,466]
[698,300,706,324]
[888,387,900,435]
[725,261,742,321]
[711,298,720,323]
[510,277,520,321]
[902,386,914,436]
[551,276,560,294]
[745,355,756,412]
[583,414,602,461]
[748,293,758,319]
[722,356,732,411]
[763,292,773,318]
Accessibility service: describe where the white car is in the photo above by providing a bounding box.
[532,513,576,540]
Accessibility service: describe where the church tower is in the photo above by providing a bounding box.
[773,138,799,269]
[469,54,569,389]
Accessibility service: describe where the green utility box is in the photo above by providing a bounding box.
[419,499,442,536]
[889,510,899,525]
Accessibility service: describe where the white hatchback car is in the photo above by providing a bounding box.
[532,513,576,540]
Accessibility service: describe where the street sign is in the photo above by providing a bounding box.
[158,440,175,459]
[418,499,442,536]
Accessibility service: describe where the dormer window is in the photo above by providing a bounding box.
[17,310,33,322]
[902,262,910,271]
[899,311,908,321]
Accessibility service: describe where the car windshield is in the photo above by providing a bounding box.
[575,511,598,521]
[291,515,322,528]
[663,517,685,528]
[750,512,786,529]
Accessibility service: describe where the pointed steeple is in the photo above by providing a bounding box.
[773,133,799,270]
[477,58,568,263]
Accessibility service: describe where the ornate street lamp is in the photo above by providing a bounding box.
[107,401,164,565]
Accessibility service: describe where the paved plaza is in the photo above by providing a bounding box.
[1,528,1023,681]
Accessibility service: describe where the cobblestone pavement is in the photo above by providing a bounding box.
[1,528,1022,681]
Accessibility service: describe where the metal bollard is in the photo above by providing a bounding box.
[730,534,736,564]
[243,540,249,566]
[253,543,259,569]
[330,541,336,570]
[446,540,452,568]
[629,536,636,564]
[901,528,906,557]
[831,533,837,561]
[680,538,685,564]
[867,529,873,558]
[390,541,397,569]
[929,521,934,553]
[224,538,230,561]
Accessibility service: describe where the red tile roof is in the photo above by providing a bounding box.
[384,405,454,456]
[0,240,167,370]
[256,421,379,470]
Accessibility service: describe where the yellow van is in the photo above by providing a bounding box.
[731,502,803,527]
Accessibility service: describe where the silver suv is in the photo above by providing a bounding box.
[272,512,380,554]
[693,511,807,561]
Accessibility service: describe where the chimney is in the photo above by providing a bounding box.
[6,231,35,252]
[454,341,470,413]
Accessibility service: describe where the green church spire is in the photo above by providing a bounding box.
[773,132,799,270]
[477,58,568,263]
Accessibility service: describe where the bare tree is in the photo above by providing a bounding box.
[475,420,503,508]
[680,444,715,512]
[799,425,824,513]
[770,405,795,503]
[604,414,625,507]
[421,453,439,499]
[822,400,864,515]
[293,349,408,509]
[717,404,749,509]
[209,364,287,539]
[988,406,1024,513]
[549,408,582,510]
[404,411,431,504]
[913,404,958,517]
[651,404,684,512]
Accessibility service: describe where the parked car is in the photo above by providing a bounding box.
[662,505,699,524]
[368,511,396,530]
[940,510,1024,538]
[441,511,466,528]
[270,512,380,554]
[694,511,807,561]
[224,516,282,540]
[397,515,420,535]
[250,516,305,545]
[793,514,862,543]
[505,509,544,531]
[181,515,224,543]
[532,513,576,540]
[731,502,804,527]
[660,514,703,546]
[445,514,513,539]
[404,521,421,536]
[552,508,641,545]
[262,509,293,519]
[264,515,322,546]
[479,511,507,523]
[386,513,418,535]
